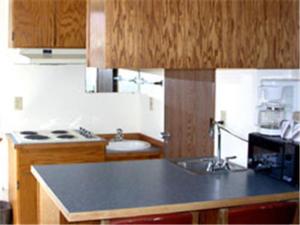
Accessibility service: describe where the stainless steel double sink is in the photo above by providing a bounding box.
[172,157,247,175]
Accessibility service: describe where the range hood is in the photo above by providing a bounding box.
[12,49,86,65]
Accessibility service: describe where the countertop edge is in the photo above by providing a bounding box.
[31,163,299,222]
[66,192,299,222]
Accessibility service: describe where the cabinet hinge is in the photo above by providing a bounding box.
[12,32,15,41]
[16,181,20,190]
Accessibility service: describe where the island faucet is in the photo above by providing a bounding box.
[208,119,241,172]
[209,120,224,162]
[112,128,124,142]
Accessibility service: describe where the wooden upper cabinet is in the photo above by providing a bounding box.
[9,0,86,48]
[9,0,55,48]
[55,0,86,48]
[87,0,299,69]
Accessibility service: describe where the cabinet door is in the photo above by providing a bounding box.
[105,0,142,68]
[139,0,164,68]
[15,146,105,224]
[55,0,86,48]
[100,0,299,68]
[10,0,55,48]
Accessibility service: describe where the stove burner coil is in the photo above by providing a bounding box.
[20,131,38,135]
[52,130,68,134]
[57,135,75,139]
[24,135,50,140]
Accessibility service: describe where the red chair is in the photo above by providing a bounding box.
[110,212,193,224]
[228,202,298,224]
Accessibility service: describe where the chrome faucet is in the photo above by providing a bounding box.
[209,120,225,163]
[206,156,237,172]
[208,119,239,172]
[112,128,124,142]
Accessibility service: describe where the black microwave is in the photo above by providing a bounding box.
[248,133,299,186]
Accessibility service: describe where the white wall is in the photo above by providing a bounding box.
[0,65,141,133]
[215,69,300,167]
[0,0,164,200]
[215,70,258,167]
[139,69,165,140]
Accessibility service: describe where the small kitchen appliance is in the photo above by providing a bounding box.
[257,102,285,136]
[248,132,299,186]
[257,78,299,136]
[280,111,300,142]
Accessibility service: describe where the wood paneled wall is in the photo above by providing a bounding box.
[164,69,215,159]
[89,0,299,68]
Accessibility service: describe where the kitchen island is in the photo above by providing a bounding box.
[31,159,299,224]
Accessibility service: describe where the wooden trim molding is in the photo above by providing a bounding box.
[12,140,107,150]
[217,208,229,224]
[292,202,300,224]
[67,192,299,222]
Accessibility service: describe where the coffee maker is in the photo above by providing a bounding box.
[257,79,298,136]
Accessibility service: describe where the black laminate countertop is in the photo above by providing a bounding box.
[31,159,299,222]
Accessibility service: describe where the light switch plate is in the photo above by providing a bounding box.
[14,97,23,110]
[220,110,227,124]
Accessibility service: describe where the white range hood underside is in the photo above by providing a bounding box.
[12,48,86,65]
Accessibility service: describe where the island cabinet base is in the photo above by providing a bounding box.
[37,183,100,225]
[37,184,60,224]
[37,184,97,225]
[36,183,299,225]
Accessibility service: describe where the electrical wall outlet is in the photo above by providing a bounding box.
[149,97,154,111]
[14,96,23,111]
[220,110,227,124]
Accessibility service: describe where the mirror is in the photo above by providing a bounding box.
[85,68,164,93]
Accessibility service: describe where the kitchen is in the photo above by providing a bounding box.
[0,0,299,224]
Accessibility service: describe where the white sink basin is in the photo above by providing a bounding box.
[106,140,151,152]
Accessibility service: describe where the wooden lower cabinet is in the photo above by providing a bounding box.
[226,201,299,224]
[106,151,163,162]
[8,138,106,224]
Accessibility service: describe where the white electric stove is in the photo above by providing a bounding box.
[11,127,103,144]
